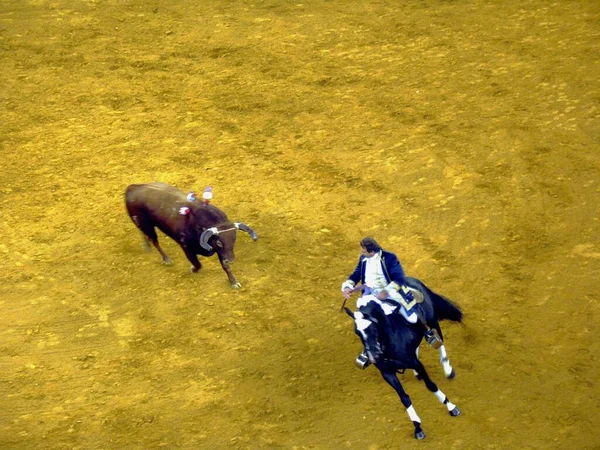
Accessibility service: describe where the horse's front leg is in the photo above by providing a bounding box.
[413,361,461,417]
[380,371,426,440]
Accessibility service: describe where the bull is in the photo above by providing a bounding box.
[124,182,258,288]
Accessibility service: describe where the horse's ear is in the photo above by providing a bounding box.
[343,307,354,318]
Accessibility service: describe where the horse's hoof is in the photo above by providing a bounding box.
[449,407,461,417]
[231,282,242,289]
[415,430,426,440]
[163,257,173,265]
[446,368,456,380]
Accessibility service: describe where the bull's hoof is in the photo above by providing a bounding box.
[415,430,426,440]
[230,282,242,289]
[189,265,200,273]
[162,257,173,265]
[449,407,461,417]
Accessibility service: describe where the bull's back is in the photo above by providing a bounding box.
[126,183,186,205]
[125,183,189,233]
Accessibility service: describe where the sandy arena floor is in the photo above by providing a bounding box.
[1,1,599,449]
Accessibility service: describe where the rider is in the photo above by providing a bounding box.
[341,237,432,367]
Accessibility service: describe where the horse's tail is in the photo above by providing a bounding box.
[430,291,463,323]
[414,279,463,323]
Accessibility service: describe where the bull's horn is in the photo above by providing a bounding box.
[199,227,218,251]
[234,223,258,241]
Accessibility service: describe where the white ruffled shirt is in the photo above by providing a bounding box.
[364,252,388,291]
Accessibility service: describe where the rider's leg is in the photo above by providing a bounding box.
[403,305,443,349]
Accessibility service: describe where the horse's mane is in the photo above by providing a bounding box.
[357,301,399,342]
[357,301,385,323]
[358,300,409,330]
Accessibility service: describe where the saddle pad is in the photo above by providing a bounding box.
[408,287,424,304]
[396,285,425,311]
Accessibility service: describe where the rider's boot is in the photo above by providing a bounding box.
[413,308,443,349]
[424,327,443,349]
[399,303,443,349]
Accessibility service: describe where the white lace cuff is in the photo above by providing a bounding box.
[341,280,355,292]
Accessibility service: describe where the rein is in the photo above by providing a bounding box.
[340,284,368,312]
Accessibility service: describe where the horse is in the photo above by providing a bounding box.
[344,278,464,440]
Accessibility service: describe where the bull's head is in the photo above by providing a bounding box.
[199,222,258,265]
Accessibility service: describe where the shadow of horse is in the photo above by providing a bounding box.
[344,277,464,440]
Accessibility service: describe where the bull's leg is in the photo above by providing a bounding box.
[142,226,172,265]
[413,361,461,417]
[182,249,202,273]
[139,231,152,251]
[217,254,241,289]
[380,371,425,440]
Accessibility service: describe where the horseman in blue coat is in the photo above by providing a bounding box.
[342,237,432,368]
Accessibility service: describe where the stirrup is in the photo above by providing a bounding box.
[355,351,370,370]
[425,329,443,349]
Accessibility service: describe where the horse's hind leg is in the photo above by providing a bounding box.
[380,371,426,440]
[413,347,422,380]
[412,342,454,381]
[438,344,455,379]
[414,361,461,417]
[429,320,455,379]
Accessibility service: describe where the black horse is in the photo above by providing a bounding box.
[344,278,464,439]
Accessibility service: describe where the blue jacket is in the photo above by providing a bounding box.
[347,250,407,289]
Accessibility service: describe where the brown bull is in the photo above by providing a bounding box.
[125,182,257,288]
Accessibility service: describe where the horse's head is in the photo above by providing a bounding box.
[345,306,384,364]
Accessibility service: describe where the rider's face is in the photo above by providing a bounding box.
[361,246,376,258]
